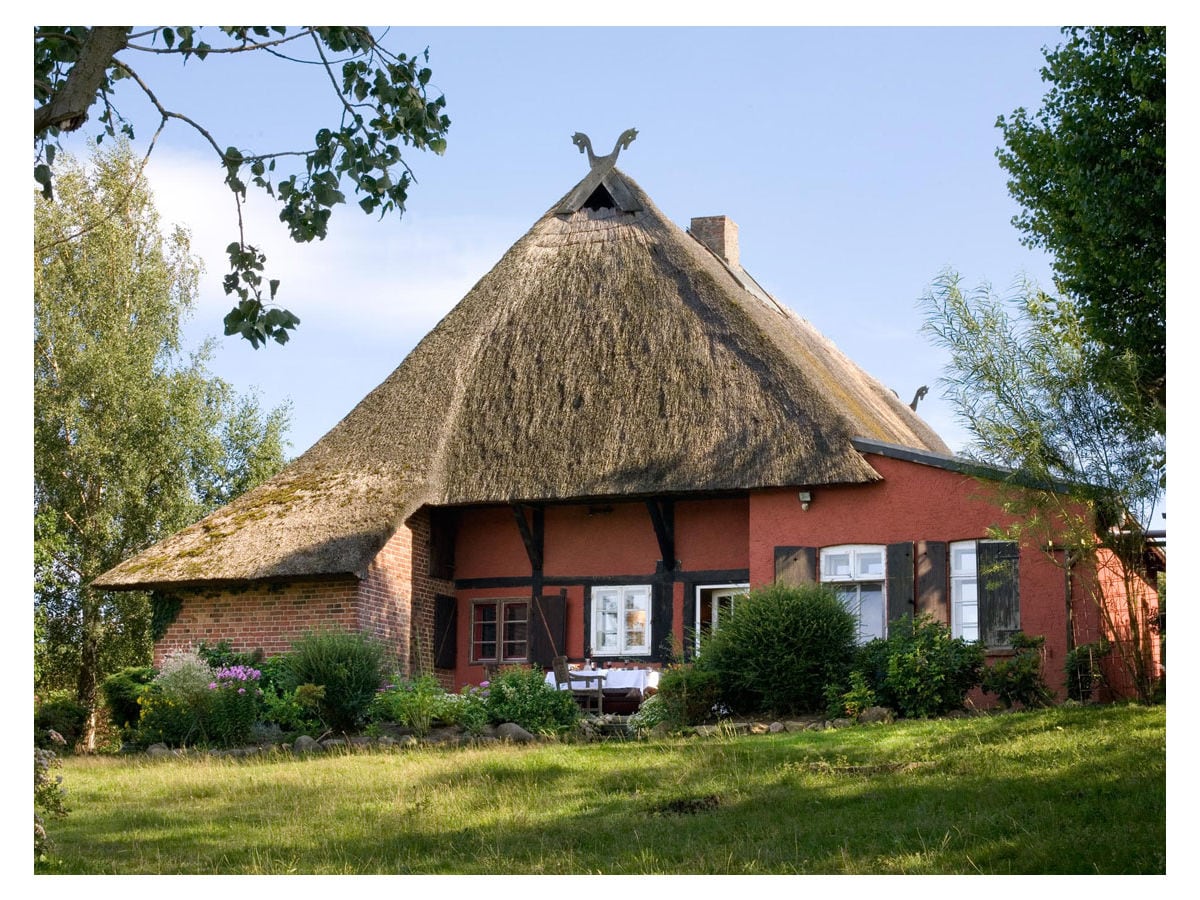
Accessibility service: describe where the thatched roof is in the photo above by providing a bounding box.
[95,167,949,590]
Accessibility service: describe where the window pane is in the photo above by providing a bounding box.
[951,543,977,576]
[501,602,528,661]
[859,584,885,642]
[857,551,884,578]
[472,604,498,661]
[824,552,852,578]
[954,578,978,641]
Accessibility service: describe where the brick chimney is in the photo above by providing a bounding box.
[690,215,739,268]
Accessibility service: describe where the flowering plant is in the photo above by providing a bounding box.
[206,665,264,746]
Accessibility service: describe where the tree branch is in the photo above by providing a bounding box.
[34,27,130,136]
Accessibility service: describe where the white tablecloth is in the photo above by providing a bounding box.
[545,668,660,695]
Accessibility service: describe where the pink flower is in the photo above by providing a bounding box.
[238,687,246,695]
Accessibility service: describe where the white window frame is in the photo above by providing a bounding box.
[820,545,887,643]
[693,583,750,654]
[949,540,979,642]
[590,585,652,656]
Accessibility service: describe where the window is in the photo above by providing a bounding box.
[953,539,1020,648]
[591,585,651,656]
[950,541,979,642]
[694,583,749,653]
[470,599,528,664]
[821,545,886,643]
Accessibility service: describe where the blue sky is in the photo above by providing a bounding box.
[41,24,1083,460]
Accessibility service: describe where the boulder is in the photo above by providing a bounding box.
[145,743,171,757]
[496,722,536,743]
[858,706,894,725]
[293,735,323,754]
[769,721,786,733]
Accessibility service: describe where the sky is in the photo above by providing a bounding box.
[40,24,1077,461]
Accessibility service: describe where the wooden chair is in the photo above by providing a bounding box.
[552,656,604,714]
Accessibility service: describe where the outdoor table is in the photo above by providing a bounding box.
[545,667,660,699]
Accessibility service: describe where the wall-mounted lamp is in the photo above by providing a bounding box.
[798,490,812,511]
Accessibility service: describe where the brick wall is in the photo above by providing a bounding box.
[154,577,360,663]
[151,508,456,683]
[405,508,457,689]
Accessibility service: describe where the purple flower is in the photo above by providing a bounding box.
[238,687,246,695]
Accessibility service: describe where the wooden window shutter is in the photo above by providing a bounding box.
[428,509,457,580]
[978,540,1020,648]
[916,541,948,624]
[528,590,567,666]
[886,542,915,627]
[650,582,674,663]
[433,594,457,669]
[775,546,816,584]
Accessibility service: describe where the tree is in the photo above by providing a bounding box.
[35,145,292,746]
[922,272,1164,702]
[34,26,450,347]
[996,27,1165,433]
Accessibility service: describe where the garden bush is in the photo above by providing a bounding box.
[484,666,579,734]
[440,684,491,736]
[696,583,857,715]
[100,666,156,733]
[34,692,89,751]
[134,649,216,747]
[282,630,388,733]
[825,669,878,720]
[370,674,449,737]
[653,664,721,727]
[982,632,1054,709]
[1065,640,1109,702]
[853,615,984,718]
[260,684,324,737]
[34,736,68,859]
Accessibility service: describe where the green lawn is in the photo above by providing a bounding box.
[36,704,1165,874]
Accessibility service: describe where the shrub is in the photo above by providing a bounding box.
[34,692,89,751]
[825,670,878,720]
[134,649,216,747]
[34,736,68,859]
[982,632,1054,709]
[441,684,490,736]
[854,615,984,718]
[135,691,206,747]
[101,666,156,733]
[283,630,388,733]
[370,674,448,737]
[206,665,265,747]
[154,649,217,708]
[628,692,669,736]
[696,583,858,715]
[1065,640,1109,702]
[653,664,721,727]
[260,685,323,737]
[485,666,579,734]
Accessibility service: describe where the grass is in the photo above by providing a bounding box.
[35,703,1165,874]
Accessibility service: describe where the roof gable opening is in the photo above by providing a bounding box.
[582,183,617,211]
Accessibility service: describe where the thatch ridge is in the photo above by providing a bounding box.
[96,167,949,590]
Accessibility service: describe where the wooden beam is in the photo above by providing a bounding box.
[645,499,676,573]
[510,504,543,571]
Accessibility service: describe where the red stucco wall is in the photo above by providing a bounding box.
[449,497,750,688]
[749,453,1101,700]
